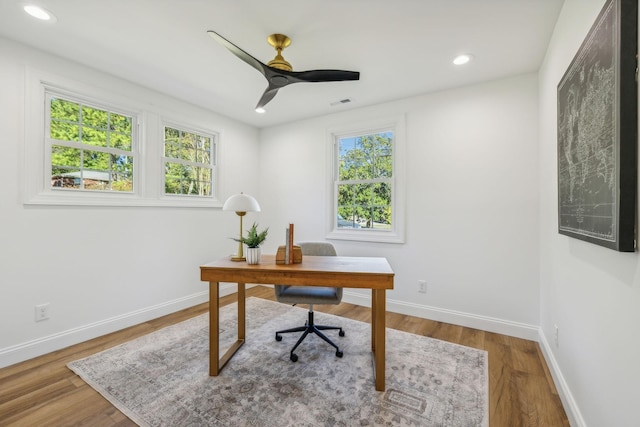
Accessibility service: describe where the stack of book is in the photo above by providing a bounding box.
[276,223,302,264]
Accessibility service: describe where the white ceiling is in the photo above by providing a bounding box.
[0,0,564,128]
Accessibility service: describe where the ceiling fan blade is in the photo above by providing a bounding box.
[207,30,267,77]
[290,69,360,83]
[207,31,360,110]
[255,86,280,110]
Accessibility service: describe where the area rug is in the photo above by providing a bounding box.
[68,297,488,426]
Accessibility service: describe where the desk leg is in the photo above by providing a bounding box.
[209,281,246,376]
[372,289,386,391]
[238,282,246,341]
[209,281,220,376]
[371,289,377,352]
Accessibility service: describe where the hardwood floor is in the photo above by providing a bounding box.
[0,286,569,426]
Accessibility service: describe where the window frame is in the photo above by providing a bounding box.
[326,116,406,244]
[46,92,138,195]
[161,122,218,200]
[23,68,223,208]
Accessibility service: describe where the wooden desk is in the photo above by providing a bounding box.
[200,254,394,391]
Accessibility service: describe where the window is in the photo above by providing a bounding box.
[337,131,393,228]
[24,69,223,207]
[163,125,215,197]
[328,117,405,243]
[47,94,135,193]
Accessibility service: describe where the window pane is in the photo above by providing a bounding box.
[374,132,393,178]
[112,154,133,174]
[336,129,394,232]
[83,150,110,170]
[165,177,181,194]
[111,132,132,150]
[165,127,179,143]
[51,167,80,188]
[81,171,108,190]
[164,161,212,196]
[111,172,133,192]
[165,142,179,158]
[52,145,81,167]
[51,98,79,121]
[82,127,107,147]
[339,136,369,180]
[48,94,136,193]
[51,121,79,142]
[197,145,211,163]
[111,113,131,133]
[82,106,108,129]
[338,132,393,181]
[163,126,214,197]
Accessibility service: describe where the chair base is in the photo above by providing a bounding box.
[275,310,344,362]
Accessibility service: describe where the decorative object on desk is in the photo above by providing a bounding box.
[277,224,301,264]
[282,223,296,264]
[275,244,302,264]
[232,222,268,265]
[68,297,488,426]
[222,192,261,261]
[557,0,637,252]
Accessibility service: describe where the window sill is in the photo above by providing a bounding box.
[24,191,223,208]
[326,229,404,244]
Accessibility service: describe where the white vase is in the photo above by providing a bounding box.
[246,247,261,264]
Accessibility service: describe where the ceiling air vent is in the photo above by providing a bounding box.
[330,98,353,106]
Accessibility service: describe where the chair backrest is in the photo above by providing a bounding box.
[298,241,337,257]
[274,241,342,303]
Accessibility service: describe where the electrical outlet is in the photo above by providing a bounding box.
[418,280,427,293]
[554,324,559,347]
[35,303,50,322]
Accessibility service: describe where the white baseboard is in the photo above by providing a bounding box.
[342,290,582,426]
[0,283,237,369]
[341,290,539,341]
[537,330,585,427]
[2,283,583,427]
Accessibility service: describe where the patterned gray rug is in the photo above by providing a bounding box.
[68,297,488,426]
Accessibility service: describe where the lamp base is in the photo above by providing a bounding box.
[230,256,246,262]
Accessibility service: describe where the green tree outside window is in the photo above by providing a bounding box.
[49,97,133,192]
[337,132,393,229]
[163,126,214,197]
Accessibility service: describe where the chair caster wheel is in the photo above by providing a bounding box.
[290,353,298,362]
[336,350,343,358]
[339,330,345,337]
[275,334,282,341]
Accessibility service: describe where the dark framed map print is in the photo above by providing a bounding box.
[557,0,637,252]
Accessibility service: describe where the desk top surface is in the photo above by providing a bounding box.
[201,255,394,289]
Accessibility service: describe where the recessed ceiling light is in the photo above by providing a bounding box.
[453,54,474,65]
[22,4,56,22]
[255,107,266,114]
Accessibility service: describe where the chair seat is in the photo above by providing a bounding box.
[275,285,341,305]
[274,241,344,362]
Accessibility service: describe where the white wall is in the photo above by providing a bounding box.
[539,1,640,426]
[0,38,261,367]
[258,73,541,338]
[7,8,635,423]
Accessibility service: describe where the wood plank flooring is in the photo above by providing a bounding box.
[0,286,569,426]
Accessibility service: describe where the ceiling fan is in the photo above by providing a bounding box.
[207,30,360,111]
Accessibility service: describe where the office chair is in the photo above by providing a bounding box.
[274,242,345,362]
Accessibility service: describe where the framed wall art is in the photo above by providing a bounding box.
[557,0,638,252]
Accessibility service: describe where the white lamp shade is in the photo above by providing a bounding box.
[222,193,261,213]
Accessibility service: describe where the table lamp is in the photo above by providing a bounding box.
[223,192,261,261]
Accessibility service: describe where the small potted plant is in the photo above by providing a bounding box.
[233,222,268,264]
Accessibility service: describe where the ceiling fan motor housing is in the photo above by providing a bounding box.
[267,33,293,71]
